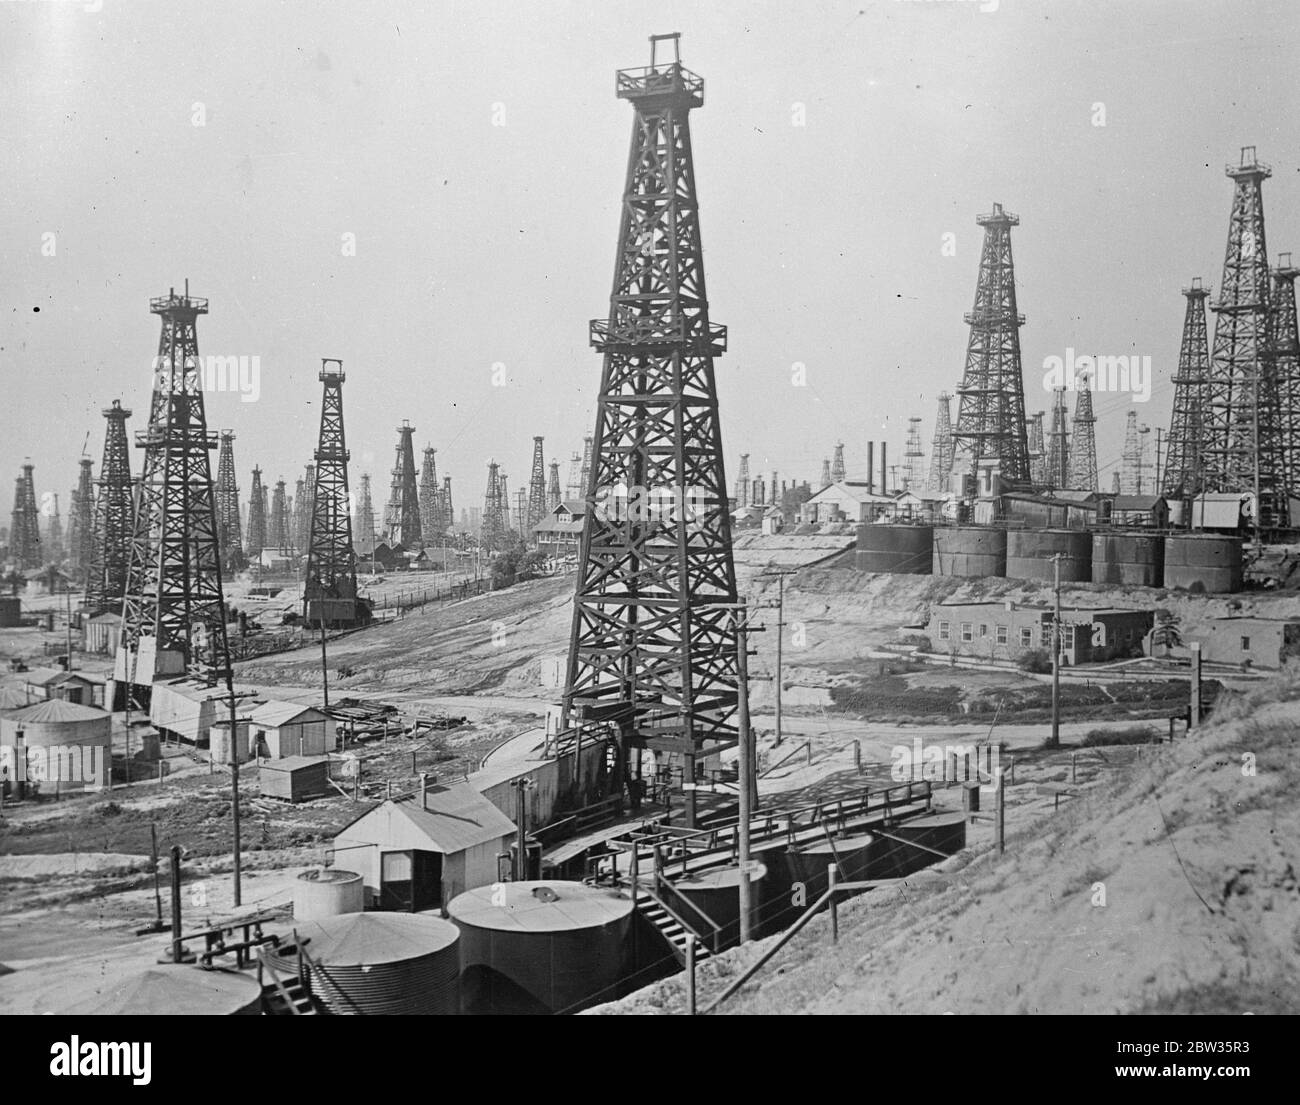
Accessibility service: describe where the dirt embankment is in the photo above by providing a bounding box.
[590,663,1300,1015]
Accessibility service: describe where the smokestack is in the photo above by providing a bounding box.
[866,443,874,494]
[880,442,888,494]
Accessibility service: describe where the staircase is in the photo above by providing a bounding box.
[261,972,320,1015]
[635,889,713,966]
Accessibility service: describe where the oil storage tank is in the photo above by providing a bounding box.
[879,813,967,877]
[293,868,365,920]
[1005,529,1091,582]
[448,880,634,1015]
[1091,532,1164,587]
[669,862,768,951]
[271,912,460,1015]
[856,524,934,574]
[786,832,879,902]
[1164,534,1243,593]
[933,526,1007,578]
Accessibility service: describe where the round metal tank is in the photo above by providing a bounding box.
[786,832,879,899]
[448,880,633,1014]
[294,868,365,920]
[670,862,768,950]
[856,525,934,574]
[209,718,250,765]
[0,699,112,790]
[1164,534,1243,593]
[58,966,263,1015]
[1005,529,1092,582]
[1090,532,1165,587]
[273,912,460,1015]
[933,526,1007,578]
[881,813,967,877]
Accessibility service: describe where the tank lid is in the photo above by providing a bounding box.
[291,911,458,966]
[446,880,634,932]
[676,862,768,890]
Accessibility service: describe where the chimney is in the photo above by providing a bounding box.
[866,443,874,493]
[420,772,429,808]
[880,442,888,494]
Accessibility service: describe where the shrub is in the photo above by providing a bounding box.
[1017,648,1052,674]
[1081,725,1159,747]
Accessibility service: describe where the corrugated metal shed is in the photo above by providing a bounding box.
[339,786,517,854]
[250,701,324,727]
[259,755,333,802]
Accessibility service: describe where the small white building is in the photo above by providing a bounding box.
[331,784,517,911]
[250,701,336,759]
[800,481,895,525]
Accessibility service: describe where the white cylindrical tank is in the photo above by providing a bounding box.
[294,869,366,920]
[0,699,112,790]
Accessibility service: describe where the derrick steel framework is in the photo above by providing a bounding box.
[561,35,740,813]
[69,457,95,583]
[419,446,440,542]
[903,416,925,491]
[481,461,506,552]
[303,360,364,626]
[819,458,830,490]
[527,436,548,531]
[1271,255,1300,505]
[121,286,230,682]
[1203,148,1285,531]
[384,422,421,548]
[215,431,244,572]
[245,466,266,559]
[1120,411,1151,496]
[735,453,751,506]
[295,465,315,556]
[927,392,953,492]
[270,480,289,553]
[1161,278,1212,499]
[566,452,583,501]
[45,495,63,565]
[952,204,1031,484]
[353,472,377,554]
[441,477,454,536]
[830,442,846,484]
[86,403,133,614]
[578,435,593,501]
[1068,381,1099,492]
[547,461,562,512]
[1045,388,1070,492]
[1027,413,1047,488]
[10,463,42,569]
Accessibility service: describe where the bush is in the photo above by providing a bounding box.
[1017,648,1052,674]
[1081,725,1159,747]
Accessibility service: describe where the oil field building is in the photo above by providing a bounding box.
[800,481,894,525]
[21,667,106,708]
[533,499,586,558]
[1189,616,1300,670]
[250,701,337,759]
[928,600,1154,665]
[330,783,516,912]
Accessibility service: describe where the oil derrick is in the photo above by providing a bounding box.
[952,203,1031,485]
[45,494,64,565]
[1027,413,1047,488]
[499,472,511,537]
[1068,379,1099,492]
[1120,411,1152,495]
[383,421,421,548]
[215,431,245,572]
[819,458,831,490]
[68,456,95,583]
[296,464,316,556]
[86,401,133,614]
[1161,279,1212,499]
[1203,148,1286,531]
[578,435,593,499]
[566,452,583,500]
[441,477,454,536]
[121,285,230,687]
[830,442,846,483]
[562,34,739,824]
[1044,388,1070,492]
[547,461,562,512]
[419,446,440,543]
[516,488,528,536]
[735,453,751,506]
[481,461,505,552]
[245,466,266,560]
[270,480,289,553]
[1269,254,1300,506]
[353,473,377,554]
[527,436,548,531]
[10,464,42,569]
[304,360,365,627]
[903,417,925,491]
[927,392,954,492]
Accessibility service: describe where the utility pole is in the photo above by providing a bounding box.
[1049,553,1062,749]
[734,600,754,944]
[226,672,242,907]
[759,569,795,747]
[319,618,330,711]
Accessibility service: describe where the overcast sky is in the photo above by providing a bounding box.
[3,0,1297,517]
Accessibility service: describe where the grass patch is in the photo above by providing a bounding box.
[1081,725,1160,747]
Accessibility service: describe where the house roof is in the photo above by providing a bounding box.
[1113,494,1166,511]
[556,499,586,517]
[87,612,123,625]
[4,698,108,723]
[340,784,516,853]
[807,481,894,505]
[260,754,331,772]
[250,700,327,727]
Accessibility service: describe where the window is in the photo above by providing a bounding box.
[1040,624,1052,648]
[1241,636,1251,651]
[938,621,950,641]
[979,624,989,638]
[1019,627,1033,647]
[996,624,1008,645]
[960,622,973,642]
